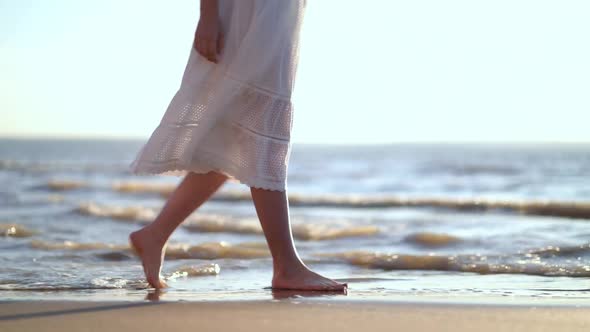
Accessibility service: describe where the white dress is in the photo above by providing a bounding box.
[130,0,307,191]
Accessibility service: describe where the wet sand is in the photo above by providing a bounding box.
[1,300,589,332]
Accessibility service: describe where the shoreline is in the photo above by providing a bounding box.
[2,295,590,308]
[1,299,589,332]
[3,281,590,307]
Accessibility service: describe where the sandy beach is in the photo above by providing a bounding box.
[1,300,589,332]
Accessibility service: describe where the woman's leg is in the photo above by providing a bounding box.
[129,171,228,288]
[250,187,347,291]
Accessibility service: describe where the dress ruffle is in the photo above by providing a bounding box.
[130,68,294,192]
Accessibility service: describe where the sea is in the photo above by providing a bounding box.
[2,138,590,305]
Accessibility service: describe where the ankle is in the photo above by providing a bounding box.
[137,225,167,247]
[273,259,308,277]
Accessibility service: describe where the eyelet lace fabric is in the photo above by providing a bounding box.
[129,0,307,191]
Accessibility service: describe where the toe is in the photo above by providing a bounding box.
[319,279,341,291]
[330,281,346,291]
[149,278,168,289]
[159,280,169,289]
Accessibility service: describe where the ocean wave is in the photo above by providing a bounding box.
[184,217,379,241]
[292,224,379,241]
[403,232,463,247]
[0,278,147,291]
[44,179,88,191]
[29,240,270,260]
[0,264,221,292]
[76,202,237,228]
[47,194,65,203]
[169,263,221,277]
[0,284,126,291]
[77,202,380,241]
[184,217,262,235]
[528,243,590,257]
[76,202,157,223]
[111,181,590,219]
[164,242,270,260]
[288,195,590,220]
[112,182,176,195]
[20,237,590,278]
[284,194,590,220]
[89,277,134,289]
[39,178,590,220]
[319,250,590,277]
[95,252,134,261]
[31,240,128,251]
[1,223,36,237]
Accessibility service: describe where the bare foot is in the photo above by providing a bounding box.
[129,229,168,289]
[272,265,347,292]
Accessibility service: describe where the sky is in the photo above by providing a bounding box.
[1,0,589,144]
